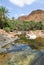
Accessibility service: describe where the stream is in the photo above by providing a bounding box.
[0,43,44,65]
[0,35,44,65]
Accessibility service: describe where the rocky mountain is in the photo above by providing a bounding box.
[18,9,44,22]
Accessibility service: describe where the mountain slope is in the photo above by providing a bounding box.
[18,9,44,22]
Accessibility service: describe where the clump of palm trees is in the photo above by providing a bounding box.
[0,6,44,32]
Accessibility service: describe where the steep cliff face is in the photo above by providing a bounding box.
[18,9,44,22]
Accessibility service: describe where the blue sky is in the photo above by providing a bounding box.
[0,0,44,18]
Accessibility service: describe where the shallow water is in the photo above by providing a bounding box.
[0,34,44,65]
[0,43,44,65]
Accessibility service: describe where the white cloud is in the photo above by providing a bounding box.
[19,13,25,16]
[9,0,36,7]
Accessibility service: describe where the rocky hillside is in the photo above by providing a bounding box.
[18,9,44,22]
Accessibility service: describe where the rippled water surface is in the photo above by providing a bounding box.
[0,43,44,65]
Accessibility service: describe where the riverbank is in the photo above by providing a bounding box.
[0,29,44,38]
[0,29,44,50]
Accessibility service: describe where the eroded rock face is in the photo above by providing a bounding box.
[0,33,18,53]
[18,9,44,22]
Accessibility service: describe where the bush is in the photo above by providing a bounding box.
[3,27,10,32]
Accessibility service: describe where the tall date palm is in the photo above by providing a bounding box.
[0,6,8,29]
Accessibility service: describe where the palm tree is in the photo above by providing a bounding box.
[0,6,8,29]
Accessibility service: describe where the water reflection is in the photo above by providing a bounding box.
[6,44,31,53]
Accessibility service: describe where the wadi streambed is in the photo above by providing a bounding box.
[0,34,44,65]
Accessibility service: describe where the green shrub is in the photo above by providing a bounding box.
[3,27,10,32]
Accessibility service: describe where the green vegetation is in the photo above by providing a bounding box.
[3,27,10,32]
[0,6,9,29]
[0,6,44,32]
